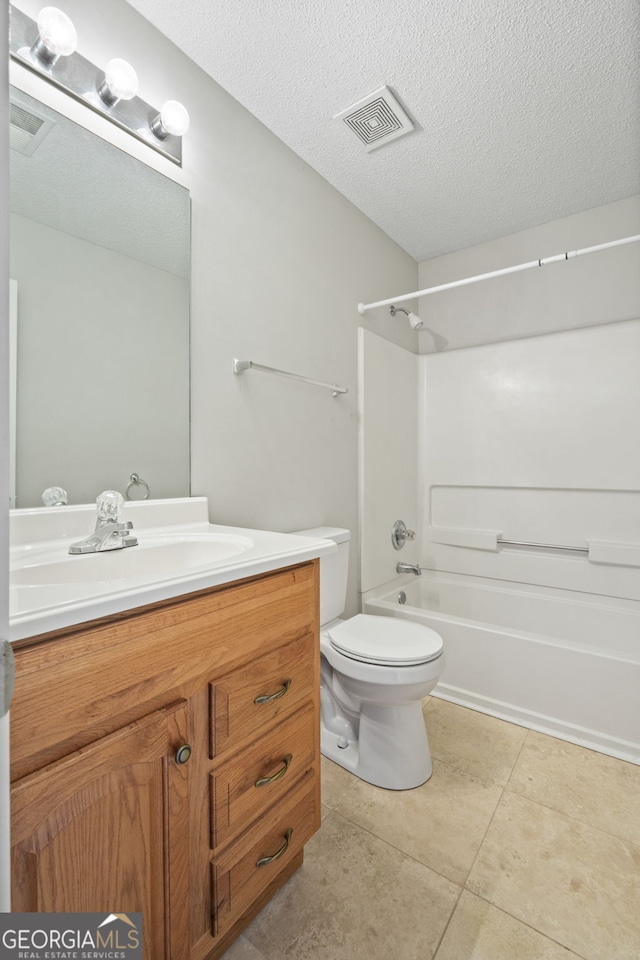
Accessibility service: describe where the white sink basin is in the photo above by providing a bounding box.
[9,498,337,641]
[11,533,255,586]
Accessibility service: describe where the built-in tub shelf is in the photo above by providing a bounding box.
[587,540,640,567]
[428,527,640,568]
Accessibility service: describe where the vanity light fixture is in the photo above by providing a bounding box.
[98,58,139,107]
[30,6,77,65]
[151,100,190,139]
[10,4,188,165]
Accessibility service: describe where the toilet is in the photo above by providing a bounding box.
[295,527,445,790]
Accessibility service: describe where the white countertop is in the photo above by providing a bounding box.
[10,498,335,642]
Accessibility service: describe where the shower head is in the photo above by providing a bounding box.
[389,304,423,330]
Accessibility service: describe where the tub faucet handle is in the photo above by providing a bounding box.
[392,520,416,550]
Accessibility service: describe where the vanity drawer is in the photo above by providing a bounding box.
[209,633,316,758]
[11,562,318,782]
[210,702,316,850]
[211,771,319,937]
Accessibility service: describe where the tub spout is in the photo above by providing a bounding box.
[396,562,422,576]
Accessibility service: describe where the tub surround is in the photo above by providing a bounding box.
[357,300,640,769]
[406,316,640,763]
[10,497,335,641]
[418,319,640,603]
[358,328,419,595]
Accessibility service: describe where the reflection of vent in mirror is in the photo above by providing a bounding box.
[334,86,414,151]
[10,101,54,156]
[10,85,191,508]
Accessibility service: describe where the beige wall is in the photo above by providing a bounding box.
[417,195,640,352]
[10,0,418,613]
[10,214,190,507]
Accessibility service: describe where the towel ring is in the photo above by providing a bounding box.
[126,472,150,500]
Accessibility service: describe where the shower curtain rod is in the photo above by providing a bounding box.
[357,233,640,314]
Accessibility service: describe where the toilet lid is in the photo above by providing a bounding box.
[327,614,443,666]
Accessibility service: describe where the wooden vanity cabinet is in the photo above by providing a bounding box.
[9,560,321,960]
[11,702,190,959]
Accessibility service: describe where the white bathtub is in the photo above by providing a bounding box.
[364,571,640,764]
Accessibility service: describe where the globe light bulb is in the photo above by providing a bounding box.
[99,58,139,105]
[152,100,190,139]
[33,6,77,63]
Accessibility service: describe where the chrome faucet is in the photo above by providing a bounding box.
[396,562,422,576]
[68,490,138,555]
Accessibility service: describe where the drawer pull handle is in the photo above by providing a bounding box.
[254,679,291,705]
[175,744,192,765]
[255,754,293,788]
[256,828,293,867]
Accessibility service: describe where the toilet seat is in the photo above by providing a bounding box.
[327,614,443,666]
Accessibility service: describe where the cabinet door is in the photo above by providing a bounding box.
[11,701,190,960]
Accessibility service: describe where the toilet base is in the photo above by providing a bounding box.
[321,700,433,790]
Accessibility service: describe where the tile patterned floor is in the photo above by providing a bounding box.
[222,698,640,960]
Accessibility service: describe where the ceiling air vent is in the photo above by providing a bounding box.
[334,85,414,151]
[10,101,55,156]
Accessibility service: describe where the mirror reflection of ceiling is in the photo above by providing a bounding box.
[127,0,640,260]
[9,87,189,279]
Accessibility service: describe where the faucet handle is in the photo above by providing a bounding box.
[96,490,125,522]
[42,486,68,507]
[391,520,416,550]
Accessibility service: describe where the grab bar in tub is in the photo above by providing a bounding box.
[497,538,589,554]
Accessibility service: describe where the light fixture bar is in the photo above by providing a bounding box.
[9,5,184,165]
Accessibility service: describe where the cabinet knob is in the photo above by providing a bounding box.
[254,679,291,705]
[256,828,293,867]
[175,743,192,765]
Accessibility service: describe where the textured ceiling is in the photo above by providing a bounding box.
[10,87,190,278]
[127,0,639,261]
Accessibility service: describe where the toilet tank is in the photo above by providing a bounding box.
[293,527,350,626]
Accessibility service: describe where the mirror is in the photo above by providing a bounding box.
[9,86,190,508]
